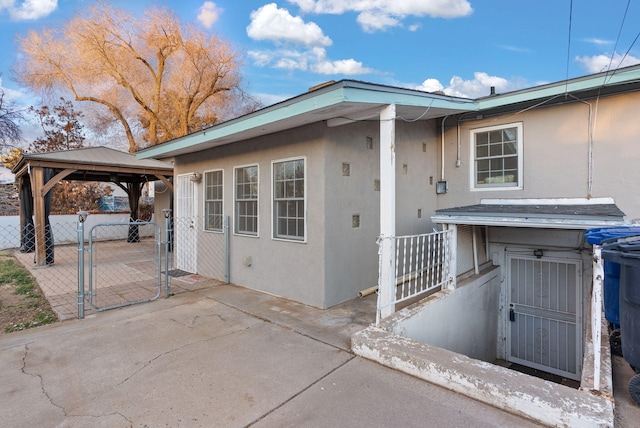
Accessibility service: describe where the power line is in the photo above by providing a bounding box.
[607,0,631,73]
[565,0,573,93]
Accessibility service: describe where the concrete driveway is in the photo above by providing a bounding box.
[0,282,542,427]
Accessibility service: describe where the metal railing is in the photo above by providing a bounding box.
[377,229,453,324]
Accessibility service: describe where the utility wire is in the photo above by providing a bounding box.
[564,0,573,94]
[607,0,630,73]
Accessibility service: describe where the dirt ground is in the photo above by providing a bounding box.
[0,253,58,334]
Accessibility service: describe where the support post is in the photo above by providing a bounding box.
[77,212,88,319]
[224,215,230,284]
[163,208,172,298]
[379,104,397,320]
[30,167,47,266]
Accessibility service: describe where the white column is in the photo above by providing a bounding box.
[379,104,396,320]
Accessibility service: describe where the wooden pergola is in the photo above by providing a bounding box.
[11,147,174,266]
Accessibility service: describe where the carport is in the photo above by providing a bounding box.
[11,147,173,266]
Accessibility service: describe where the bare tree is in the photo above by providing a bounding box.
[0,87,24,148]
[14,2,259,153]
[29,97,85,153]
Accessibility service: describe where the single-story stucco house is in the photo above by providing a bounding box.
[138,65,640,424]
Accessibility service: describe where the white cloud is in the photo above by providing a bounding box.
[197,1,222,29]
[0,0,57,21]
[575,52,640,73]
[415,72,526,99]
[0,76,26,103]
[312,58,373,75]
[496,44,530,53]
[356,10,400,33]
[247,50,274,67]
[581,37,613,46]
[247,5,373,77]
[288,0,472,31]
[415,78,444,93]
[250,45,373,76]
[247,3,332,47]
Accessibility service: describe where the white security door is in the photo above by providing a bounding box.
[176,174,198,273]
[506,254,582,380]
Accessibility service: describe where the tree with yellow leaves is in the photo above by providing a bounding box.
[15,2,259,153]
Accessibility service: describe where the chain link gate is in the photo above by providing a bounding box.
[77,215,172,318]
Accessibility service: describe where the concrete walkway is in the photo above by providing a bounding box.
[0,282,542,427]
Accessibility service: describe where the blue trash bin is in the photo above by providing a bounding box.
[602,239,640,404]
[586,227,640,329]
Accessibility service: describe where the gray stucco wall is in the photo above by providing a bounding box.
[170,116,446,308]
[435,92,640,219]
[321,119,441,306]
[174,123,327,307]
[390,267,501,362]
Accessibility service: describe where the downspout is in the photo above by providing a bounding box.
[456,120,461,167]
[567,94,594,198]
[441,115,449,181]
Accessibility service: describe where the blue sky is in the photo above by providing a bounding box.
[1,0,640,137]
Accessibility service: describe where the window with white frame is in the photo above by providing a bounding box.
[471,122,523,189]
[273,158,305,241]
[234,165,258,235]
[204,170,223,231]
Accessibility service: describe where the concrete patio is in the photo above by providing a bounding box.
[6,245,639,426]
[0,282,544,427]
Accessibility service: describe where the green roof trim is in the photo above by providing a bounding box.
[476,65,640,110]
[137,80,474,159]
[137,65,640,160]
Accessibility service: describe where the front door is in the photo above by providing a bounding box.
[506,253,582,380]
[176,174,198,274]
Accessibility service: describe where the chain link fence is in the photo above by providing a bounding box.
[1,214,229,321]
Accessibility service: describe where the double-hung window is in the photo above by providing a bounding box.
[471,122,523,190]
[273,158,305,241]
[234,165,258,235]
[204,170,223,231]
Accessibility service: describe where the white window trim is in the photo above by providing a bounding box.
[233,163,260,238]
[469,122,524,191]
[271,156,307,243]
[203,168,224,233]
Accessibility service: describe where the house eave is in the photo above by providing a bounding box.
[136,80,474,160]
[476,64,640,111]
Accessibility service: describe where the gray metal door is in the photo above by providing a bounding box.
[506,253,582,380]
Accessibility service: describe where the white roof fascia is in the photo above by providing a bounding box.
[480,197,616,205]
[431,214,626,230]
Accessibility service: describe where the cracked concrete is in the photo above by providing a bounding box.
[0,282,542,427]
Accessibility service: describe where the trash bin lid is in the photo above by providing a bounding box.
[586,227,640,245]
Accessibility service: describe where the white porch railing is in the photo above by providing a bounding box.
[376,229,454,324]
